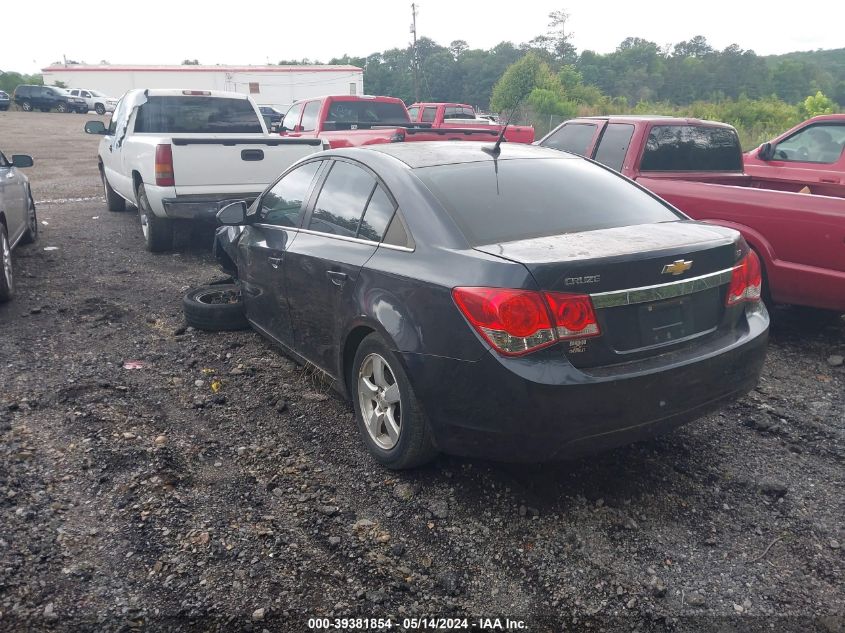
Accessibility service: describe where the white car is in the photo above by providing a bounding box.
[67,89,118,115]
[84,89,328,251]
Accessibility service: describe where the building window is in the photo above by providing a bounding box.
[349,82,356,95]
[249,82,260,94]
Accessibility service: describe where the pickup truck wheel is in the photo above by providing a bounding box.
[0,224,14,303]
[21,101,32,112]
[102,171,126,212]
[351,333,438,469]
[94,103,106,115]
[56,103,67,113]
[182,284,249,331]
[137,184,173,252]
[19,197,38,245]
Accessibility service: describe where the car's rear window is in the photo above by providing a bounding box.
[134,96,262,134]
[323,100,409,129]
[415,158,681,246]
[641,125,742,172]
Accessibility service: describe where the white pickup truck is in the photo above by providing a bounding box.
[84,89,327,251]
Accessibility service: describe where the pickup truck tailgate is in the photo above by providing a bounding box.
[170,137,325,195]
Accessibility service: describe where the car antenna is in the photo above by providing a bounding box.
[482,95,524,158]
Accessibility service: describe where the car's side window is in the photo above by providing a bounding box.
[308,161,376,238]
[108,97,128,135]
[540,123,597,156]
[300,101,320,132]
[593,123,635,172]
[357,185,395,242]
[0,151,8,168]
[282,103,303,132]
[421,107,436,123]
[260,161,322,227]
[407,106,419,121]
[774,124,845,164]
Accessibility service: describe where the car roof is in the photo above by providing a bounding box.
[350,141,577,169]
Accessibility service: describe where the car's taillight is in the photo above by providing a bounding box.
[452,288,557,356]
[726,251,763,306]
[543,292,601,340]
[155,144,174,187]
[452,287,601,356]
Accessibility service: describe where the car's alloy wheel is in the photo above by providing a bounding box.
[136,184,173,252]
[21,101,32,112]
[357,353,403,450]
[94,103,105,115]
[56,103,67,113]
[0,225,13,302]
[351,333,437,469]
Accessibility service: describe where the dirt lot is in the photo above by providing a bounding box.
[1,111,843,632]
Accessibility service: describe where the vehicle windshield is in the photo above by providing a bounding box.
[323,100,409,128]
[416,157,682,246]
[134,96,263,134]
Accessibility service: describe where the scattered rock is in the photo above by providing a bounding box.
[252,607,266,621]
[317,505,339,517]
[758,480,789,498]
[428,500,449,520]
[827,355,843,367]
[393,483,414,501]
[830,539,840,550]
[43,602,58,621]
[437,571,461,595]
[328,536,341,547]
[686,591,706,607]
[623,517,639,530]
[154,435,167,446]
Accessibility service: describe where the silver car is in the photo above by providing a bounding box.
[0,150,37,302]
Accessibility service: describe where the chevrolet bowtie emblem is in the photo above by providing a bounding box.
[662,259,693,275]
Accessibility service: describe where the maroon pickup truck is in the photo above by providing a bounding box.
[407,102,535,144]
[278,95,499,149]
[538,116,845,312]
[744,114,845,199]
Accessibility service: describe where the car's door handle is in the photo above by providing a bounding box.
[267,256,283,269]
[326,270,347,286]
[819,178,838,183]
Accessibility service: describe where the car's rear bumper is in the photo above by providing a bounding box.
[402,306,769,462]
[161,194,262,221]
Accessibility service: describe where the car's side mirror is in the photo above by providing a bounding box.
[11,155,33,168]
[84,120,107,135]
[217,200,248,225]
[758,142,774,161]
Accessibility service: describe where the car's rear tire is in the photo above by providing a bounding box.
[0,224,14,303]
[19,197,38,245]
[182,284,250,331]
[351,333,437,469]
[21,101,32,112]
[94,103,106,115]
[56,102,67,113]
[102,170,126,212]
[136,184,173,252]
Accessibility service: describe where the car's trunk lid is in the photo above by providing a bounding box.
[475,221,743,367]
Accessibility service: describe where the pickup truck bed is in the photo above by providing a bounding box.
[538,116,845,312]
[408,102,535,144]
[279,95,501,149]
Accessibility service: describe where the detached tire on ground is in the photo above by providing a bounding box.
[182,284,250,331]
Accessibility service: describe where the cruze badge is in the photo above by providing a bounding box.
[662,259,693,275]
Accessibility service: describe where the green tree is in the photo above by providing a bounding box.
[801,91,838,117]
[491,53,549,112]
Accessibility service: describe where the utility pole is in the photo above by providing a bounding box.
[410,3,420,103]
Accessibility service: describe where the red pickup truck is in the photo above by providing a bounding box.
[407,102,535,144]
[744,114,845,199]
[538,116,845,312]
[278,95,500,149]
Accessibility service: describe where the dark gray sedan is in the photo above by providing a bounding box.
[214,142,768,468]
[0,150,37,302]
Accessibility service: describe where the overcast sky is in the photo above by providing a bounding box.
[3,1,843,74]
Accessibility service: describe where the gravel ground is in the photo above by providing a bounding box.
[1,112,843,632]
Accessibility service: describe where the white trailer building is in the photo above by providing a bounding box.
[40,64,364,109]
